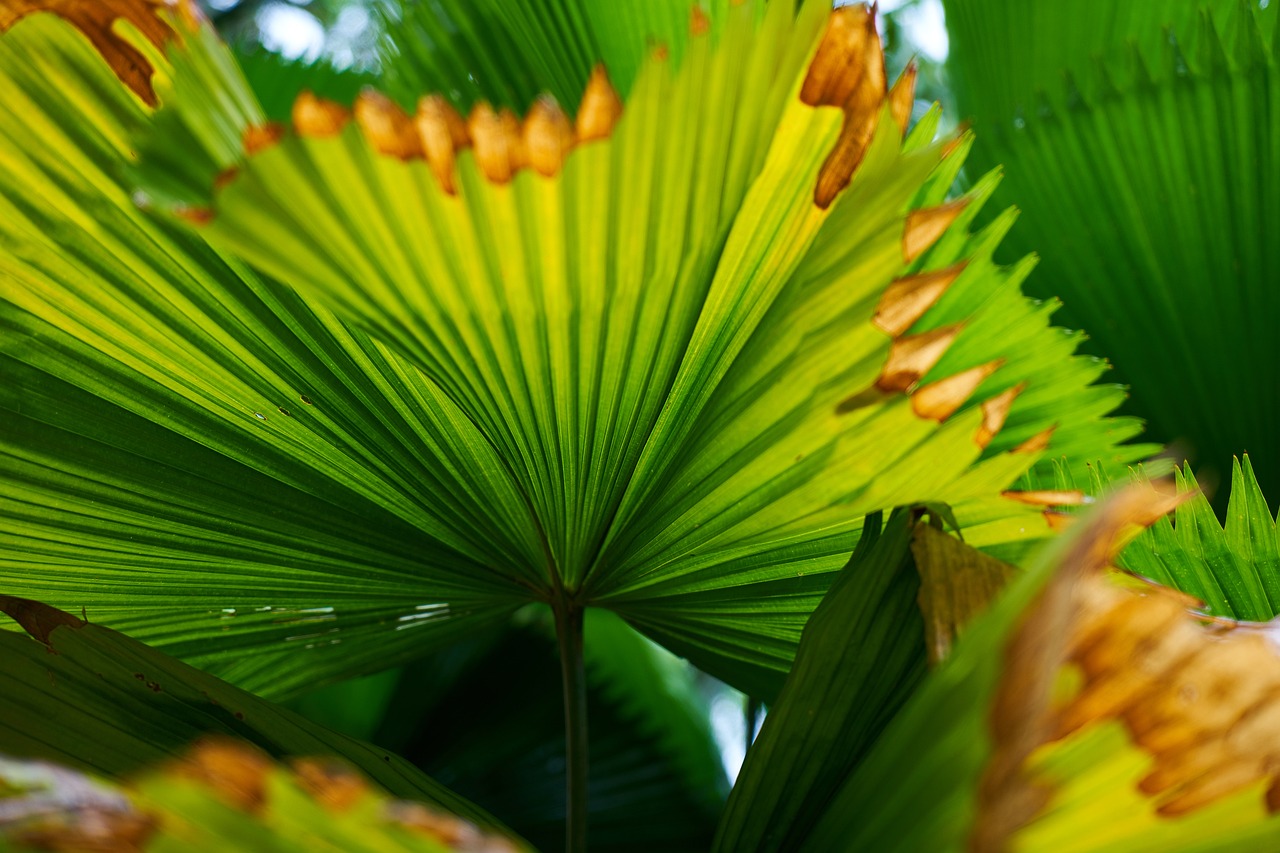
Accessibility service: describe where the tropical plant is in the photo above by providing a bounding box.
[4,0,1280,850]
[944,0,1280,508]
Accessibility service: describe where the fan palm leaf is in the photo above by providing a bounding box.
[0,0,1151,707]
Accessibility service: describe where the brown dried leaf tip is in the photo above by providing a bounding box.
[356,89,423,161]
[417,94,470,193]
[913,523,1017,666]
[911,359,1002,422]
[170,738,272,812]
[902,198,968,264]
[873,263,965,337]
[523,96,574,177]
[976,383,1024,450]
[0,0,178,105]
[0,594,85,644]
[887,59,917,137]
[468,102,525,183]
[242,122,284,156]
[575,64,623,143]
[290,757,370,812]
[293,90,352,138]
[801,5,887,208]
[875,323,964,394]
[273,65,622,197]
[1011,424,1056,454]
[388,802,521,853]
[1001,489,1088,508]
[690,4,711,37]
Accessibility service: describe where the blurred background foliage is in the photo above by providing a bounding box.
[197,0,954,112]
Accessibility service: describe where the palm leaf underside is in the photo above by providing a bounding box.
[0,0,1151,705]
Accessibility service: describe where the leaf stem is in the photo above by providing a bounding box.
[745,696,762,754]
[554,599,588,853]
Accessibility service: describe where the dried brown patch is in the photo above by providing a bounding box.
[0,0,175,105]
[875,323,964,393]
[355,90,422,160]
[171,738,272,812]
[1001,489,1087,508]
[888,61,917,137]
[912,523,1018,665]
[387,802,520,852]
[1012,424,1056,454]
[290,758,369,812]
[292,91,351,138]
[1043,510,1073,531]
[242,122,284,156]
[1059,583,1280,817]
[690,4,710,36]
[0,595,84,644]
[800,5,888,208]
[575,65,623,143]
[972,486,1185,849]
[416,94,470,193]
[902,198,968,263]
[213,166,239,191]
[468,102,525,183]
[173,204,213,225]
[911,359,1003,422]
[942,124,971,160]
[523,96,573,177]
[873,263,965,337]
[975,383,1024,449]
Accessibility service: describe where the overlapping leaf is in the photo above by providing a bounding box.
[0,596,515,838]
[717,486,1280,851]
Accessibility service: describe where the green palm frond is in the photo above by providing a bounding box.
[1124,456,1280,620]
[0,11,527,698]
[0,0,1152,708]
[714,509,928,852]
[1095,454,1280,621]
[944,0,1280,507]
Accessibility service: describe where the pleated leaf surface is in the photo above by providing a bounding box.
[1,1,1148,706]
[944,0,1280,505]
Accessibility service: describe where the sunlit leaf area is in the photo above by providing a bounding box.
[3,0,1280,850]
